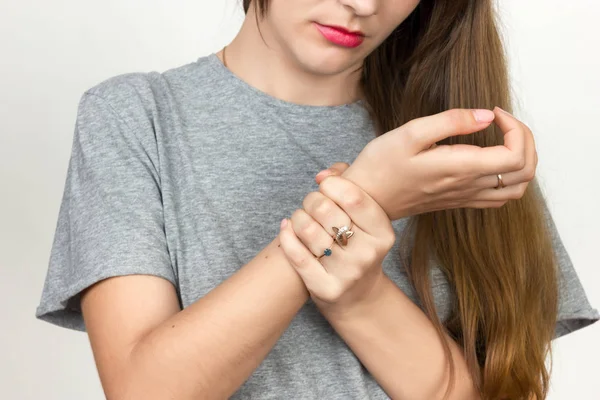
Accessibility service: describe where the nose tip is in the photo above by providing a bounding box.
[341,0,377,17]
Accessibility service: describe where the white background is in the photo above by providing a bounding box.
[1,0,598,398]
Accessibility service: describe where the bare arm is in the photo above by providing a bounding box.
[321,274,480,400]
[81,236,309,400]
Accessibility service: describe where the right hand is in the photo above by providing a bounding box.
[332,107,537,220]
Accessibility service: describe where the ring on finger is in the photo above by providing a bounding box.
[495,173,506,190]
[316,222,355,260]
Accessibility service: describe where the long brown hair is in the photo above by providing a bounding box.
[243,1,559,399]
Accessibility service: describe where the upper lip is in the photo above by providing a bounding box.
[317,23,365,36]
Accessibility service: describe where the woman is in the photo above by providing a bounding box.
[36,0,599,399]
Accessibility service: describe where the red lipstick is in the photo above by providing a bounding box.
[314,23,364,48]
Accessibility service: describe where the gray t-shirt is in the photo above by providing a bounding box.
[36,52,599,399]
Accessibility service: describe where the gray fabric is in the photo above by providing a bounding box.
[36,52,599,399]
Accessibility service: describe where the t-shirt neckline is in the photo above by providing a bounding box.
[204,52,365,115]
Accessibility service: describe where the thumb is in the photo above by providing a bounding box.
[400,108,495,152]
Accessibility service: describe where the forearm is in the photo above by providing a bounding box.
[125,237,309,399]
[323,274,479,400]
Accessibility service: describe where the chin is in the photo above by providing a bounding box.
[292,46,359,76]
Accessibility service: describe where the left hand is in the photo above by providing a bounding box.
[340,108,538,220]
[278,163,396,317]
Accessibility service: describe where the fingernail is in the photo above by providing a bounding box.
[496,106,512,116]
[280,218,288,229]
[472,109,495,123]
[316,169,330,178]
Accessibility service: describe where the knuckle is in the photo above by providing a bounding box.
[422,184,437,195]
[347,269,363,284]
[519,156,527,170]
[315,197,334,218]
[509,188,522,200]
[384,232,396,249]
[423,179,448,195]
[303,191,320,210]
[300,221,319,237]
[449,109,469,129]
[291,208,304,221]
[525,166,536,182]
[401,120,419,143]
[512,155,526,170]
[441,174,458,187]
[290,250,310,268]
[319,173,338,193]
[323,284,343,303]
[376,229,396,250]
[518,182,529,196]
[341,189,365,209]
[360,246,379,264]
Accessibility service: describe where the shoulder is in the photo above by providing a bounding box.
[73,71,157,138]
[79,54,215,118]
[84,54,216,96]
[85,70,156,98]
[80,71,160,121]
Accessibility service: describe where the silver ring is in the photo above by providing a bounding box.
[495,174,505,190]
[316,223,355,261]
[332,224,354,247]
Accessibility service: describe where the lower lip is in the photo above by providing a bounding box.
[314,23,364,48]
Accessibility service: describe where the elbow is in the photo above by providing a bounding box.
[104,364,216,400]
[100,338,218,400]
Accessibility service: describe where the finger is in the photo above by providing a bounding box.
[302,192,352,238]
[289,207,342,258]
[278,218,335,294]
[287,206,369,283]
[463,200,507,209]
[329,162,350,172]
[318,175,394,241]
[301,191,369,246]
[473,181,528,202]
[472,171,515,190]
[315,162,350,184]
[490,106,527,170]
[417,139,526,178]
[471,122,536,189]
[399,108,495,153]
[283,211,377,293]
[315,169,338,184]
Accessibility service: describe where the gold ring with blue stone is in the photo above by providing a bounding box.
[317,243,334,260]
[317,223,354,260]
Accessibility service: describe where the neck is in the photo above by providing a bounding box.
[217,7,364,107]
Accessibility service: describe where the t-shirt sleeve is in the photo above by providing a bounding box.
[35,78,177,332]
[543,201,600,339]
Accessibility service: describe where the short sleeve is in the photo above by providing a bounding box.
[36,81,177,332]
[543,202,600,339]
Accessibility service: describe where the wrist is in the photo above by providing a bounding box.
[258,236,311,301]
[318,269,391,323]
[341,164,400,221]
